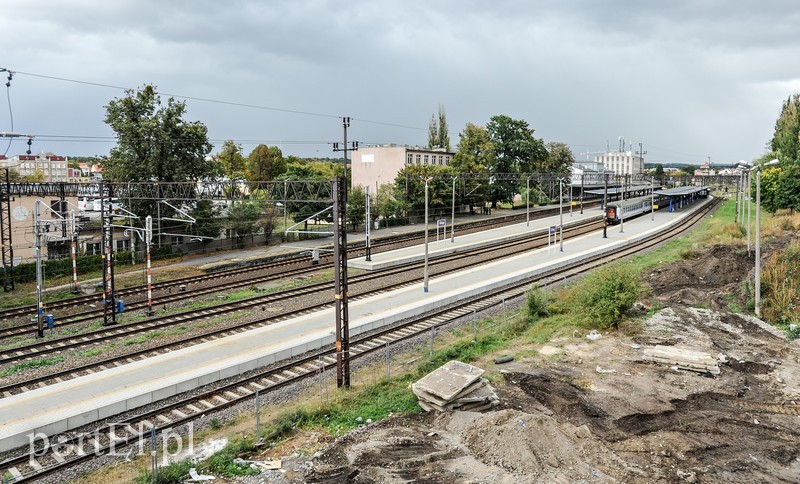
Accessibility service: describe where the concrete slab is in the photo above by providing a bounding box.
[412,360,485,402]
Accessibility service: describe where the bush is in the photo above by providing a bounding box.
[572,264,642,329]
[526,285,549,323]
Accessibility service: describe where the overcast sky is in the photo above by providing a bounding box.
[2,0,799,166]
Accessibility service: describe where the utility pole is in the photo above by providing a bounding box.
[101,183,117,326]
[636,143,649,221]
[70,210,79,294]
[0,131,35,292]
[145,215,154,316]
[636,142,647,175]
[34,200,44,337]
[331,117,358,389]
[603,174,608,239]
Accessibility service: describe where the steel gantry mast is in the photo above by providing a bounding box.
[332,117,358,388]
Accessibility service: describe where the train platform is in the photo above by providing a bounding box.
[350,208,602,270]
[0,198,714,453]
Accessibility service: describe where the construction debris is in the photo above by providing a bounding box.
[643,345,720,375]
[412,360,500,412]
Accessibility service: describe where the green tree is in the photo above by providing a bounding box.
[217,140,247,180]
[394,164,451,218]
[452,123,494,213]
[771,94,800,162]
[486,115,547,206]
[654,164,665,178]
[276,162,333,232]
[103,84,213,183]
[437,104,450,151]
[544,141,575,175]
[247,145,286,181]
[227,201,263,247]
[348,185,367,231]
[22,169,45,182]
[376,183,402,227]
[427,114,438,149]
[190,200,223,245]
[426,105,451,151]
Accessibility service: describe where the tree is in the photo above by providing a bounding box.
[348,185,367,231]
[486,115,547,206]
[22,169,45,182]
[376,183,402,226]
[216,140,247,180]
[227,201,263,247]
[394,164,450,218]
[654,164,665,178]
[190,200,223,246]
[437,104,450,151]
[276,162,333,233]
[428,114,438,149]
[451,123,494,212]
[247,145,286,181]
[103,84,213,183]
[771,94,800,162]
[544,141,575,176]
[426,104,451,151]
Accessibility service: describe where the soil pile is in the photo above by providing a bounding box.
[645,244,753,311]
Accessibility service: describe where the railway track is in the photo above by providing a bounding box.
[0,199,714,482]
[0,203,591,328]
[0,217,603,391]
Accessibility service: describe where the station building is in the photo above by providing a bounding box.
[595,150,645,176]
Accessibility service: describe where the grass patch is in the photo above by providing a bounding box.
[77,344,117,358]
[124,330,165,346]
[1,355,64,377]
[0,336,38,352]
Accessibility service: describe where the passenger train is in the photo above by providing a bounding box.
[605,193,667,225]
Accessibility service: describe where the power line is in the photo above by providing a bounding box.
[10,69,426,132]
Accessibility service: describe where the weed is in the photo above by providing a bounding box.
[124,330,165,346]
[1,355,64,376]
[209,418,222,430]
[78,344,116,358]
[526,285,550,323]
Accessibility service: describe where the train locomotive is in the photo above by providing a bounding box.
[605,193,666,225]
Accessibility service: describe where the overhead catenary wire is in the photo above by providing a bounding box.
[10,69,426,132]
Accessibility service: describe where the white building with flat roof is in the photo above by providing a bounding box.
[595,150,644,176]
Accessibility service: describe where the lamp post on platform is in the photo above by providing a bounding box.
[558,177,564,252]
[423,177,432,292]
[451,176,457,243]
[526,176,531,227]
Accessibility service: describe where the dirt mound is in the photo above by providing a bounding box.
[645,244,753,310]
[456,408,618,482]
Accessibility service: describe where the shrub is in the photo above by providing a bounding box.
[762,241,800,325]
[572,264,642,329]
[526,285,549,323]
